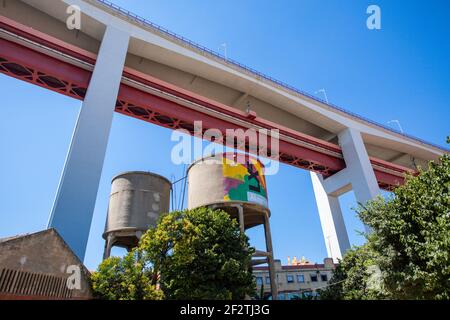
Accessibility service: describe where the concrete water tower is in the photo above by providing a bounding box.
[103,171,171,259]
[187,153,278,299]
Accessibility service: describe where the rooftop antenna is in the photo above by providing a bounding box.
[219,43,228,60]
[387,120,404,133]
[315,88,329,104]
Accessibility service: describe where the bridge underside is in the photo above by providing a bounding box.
[0,15,410,190]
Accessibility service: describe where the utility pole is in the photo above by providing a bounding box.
[387,120,404,133]
[219,43,228,60]
[315,88,329,104]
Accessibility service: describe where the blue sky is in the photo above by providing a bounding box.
[0,0,449,270]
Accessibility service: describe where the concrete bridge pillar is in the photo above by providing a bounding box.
[310,172,351,262]
[48,25,130,261]
[311,128,380,262]
[338,128,380,212]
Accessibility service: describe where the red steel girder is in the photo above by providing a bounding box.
[0,36,344,177]
[0,38,90,100]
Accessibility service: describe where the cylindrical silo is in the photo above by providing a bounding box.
[187,153,270,229]
[187,153,278,299]
[103,171,171,259]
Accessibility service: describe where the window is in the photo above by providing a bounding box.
[286,275,294,283]
[321,274,328,282]
[297,274,305,283]
[265,277,271,285]
[256,277,263,286]
[310,274,318,282]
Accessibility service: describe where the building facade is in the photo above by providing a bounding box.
[0,229,92,300]
[253,258,335,300]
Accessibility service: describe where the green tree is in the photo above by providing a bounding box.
[318,244,387,300]
[321,145,449,300]
[358,152,450,299]
[139,207,256,300]
[90,249,163,300]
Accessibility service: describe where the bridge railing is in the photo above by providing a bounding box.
[93,0,447,151]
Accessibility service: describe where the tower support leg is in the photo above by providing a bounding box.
[236,204,245,233]
[263,212,278,300]
[103,234,114,260]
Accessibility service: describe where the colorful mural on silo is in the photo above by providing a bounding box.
[222,155,268,207]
